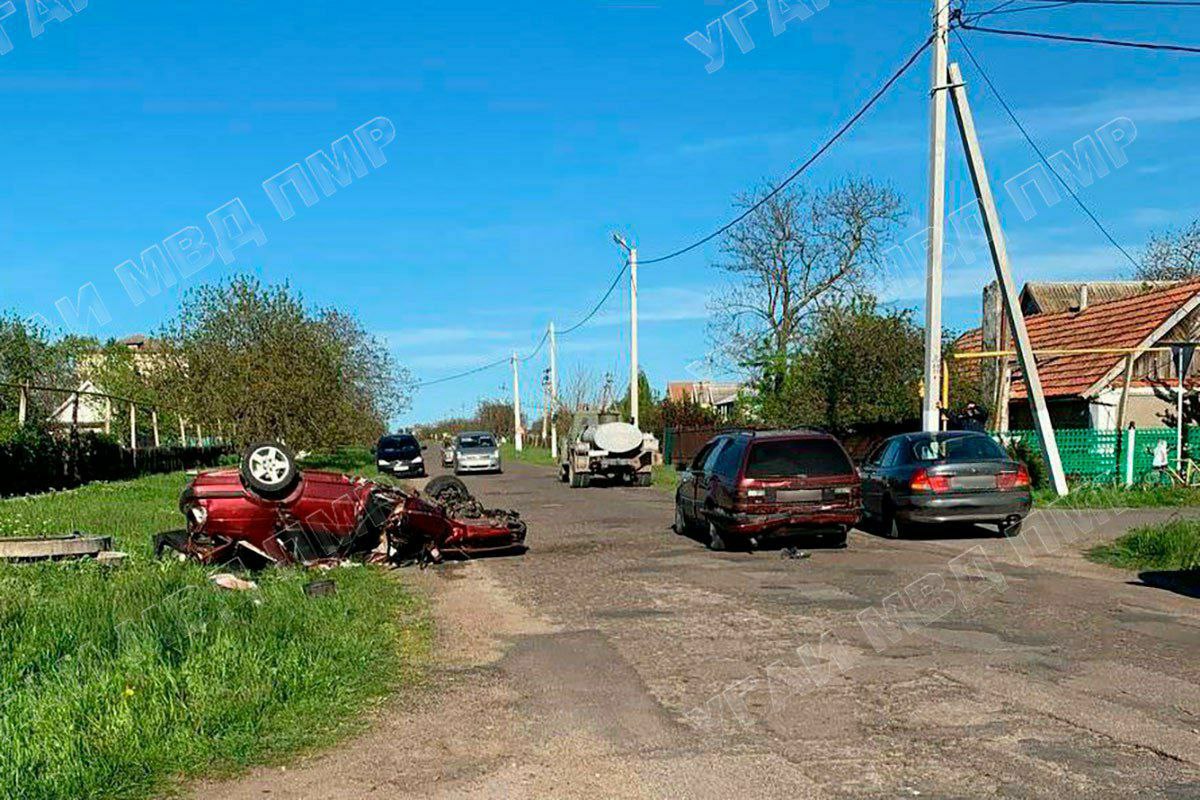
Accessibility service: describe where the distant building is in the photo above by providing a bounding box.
[958,279,1200,430]
[666,380,745,418]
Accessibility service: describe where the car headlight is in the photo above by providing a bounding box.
[377,459,388,466]
[413,456,423,463]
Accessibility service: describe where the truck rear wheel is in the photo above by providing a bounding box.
[635,472,652,487]
[568,461,590,489]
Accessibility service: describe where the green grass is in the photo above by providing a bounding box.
[0,469,431,800]
[500,442,558,467]
[652,463,680,493]
[1087,519,1200,572]
[1035,483,1200,509]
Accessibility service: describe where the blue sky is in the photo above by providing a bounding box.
[2,1,1199,424]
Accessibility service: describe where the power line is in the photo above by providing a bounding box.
[969,0,1200,20]
[558,260,630,335]
[638,34,935,266]
[414,356,510,388]
[958,20,1200,52]
[952,31,1141,269]
[415,259,628,387]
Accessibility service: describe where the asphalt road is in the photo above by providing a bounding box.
[200,457,1200,800]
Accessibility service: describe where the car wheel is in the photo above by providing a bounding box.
[1000,520,1023,538]
[673,502,689,535]
[636,473,653,487]
[425,475,471,505]
[240,442,299,499]
[828,528,849,549]
[706,519,726,551]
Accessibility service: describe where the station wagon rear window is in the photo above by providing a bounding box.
[745,439,853,478]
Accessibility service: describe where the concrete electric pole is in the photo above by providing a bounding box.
[511,351,523,452]
[549,321,559,460]
[922,0,951,432]
[613,233,639,429]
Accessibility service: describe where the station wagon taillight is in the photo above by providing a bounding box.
[910,468,951,494]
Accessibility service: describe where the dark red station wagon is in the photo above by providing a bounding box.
[673,430,860,551]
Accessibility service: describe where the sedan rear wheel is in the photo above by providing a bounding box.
[1000,520,1023,538]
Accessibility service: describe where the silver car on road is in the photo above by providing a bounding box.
[453,431,502,475]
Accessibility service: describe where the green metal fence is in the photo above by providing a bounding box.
[1003,427,1200,484]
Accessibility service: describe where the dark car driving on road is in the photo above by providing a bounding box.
[674,430,860,551]
[860,431,1031,539]
[376,433,426,477]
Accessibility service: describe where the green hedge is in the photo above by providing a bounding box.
[0,428,227,497]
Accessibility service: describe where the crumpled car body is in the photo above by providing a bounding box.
[157,467,526,568]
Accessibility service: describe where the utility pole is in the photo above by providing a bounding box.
[947,61,1069,497]
[922,0,951,432]
[613,233,639,429]
[549,321,559,460]
[511,351,523,452]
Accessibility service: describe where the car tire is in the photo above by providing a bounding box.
[1000,520,1023,538]
[240,442,299,499]
[636,473,653,487]
[884,506,904,540]
[425,475,471,504]
[706,519,726,551]
[828,528,849,549]
[673,502,690,535]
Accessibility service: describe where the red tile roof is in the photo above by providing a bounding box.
[956,279,1200,399]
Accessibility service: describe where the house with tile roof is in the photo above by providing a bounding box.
[956,279,1200,431]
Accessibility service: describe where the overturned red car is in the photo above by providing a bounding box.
[156,442,527,568]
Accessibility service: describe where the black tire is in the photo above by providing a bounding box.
[425,475,470,504]
[884,505,904,540]
[828,528,849,549]
[568,461,589,489]
[673,501,690,535]
[1000,520,1023,538]
[240,442,299,499]
[706,519,726,551]
[635,472,653,487]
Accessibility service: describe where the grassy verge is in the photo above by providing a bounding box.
[652,463,679,493]
[500,442,557,467]
[0,469,431,800]
[1087,519,1200,572]
[1035,483,1200,509]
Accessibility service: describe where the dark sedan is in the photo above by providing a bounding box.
[859,431,1032,539]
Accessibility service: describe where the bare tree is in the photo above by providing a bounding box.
[708,179,904,386]
[1137,220,1200,281]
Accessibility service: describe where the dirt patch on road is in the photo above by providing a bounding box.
[191,562,556,800]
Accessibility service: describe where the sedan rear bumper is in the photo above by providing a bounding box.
[897,492,1031,525]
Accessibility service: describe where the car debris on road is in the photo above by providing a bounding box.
[156,442,527,569]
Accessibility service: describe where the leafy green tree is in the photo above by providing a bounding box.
[154,276,410,450]
[618,371,662,434]
[743,297,923,433]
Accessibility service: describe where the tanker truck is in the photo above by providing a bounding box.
[560,410,659,488]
